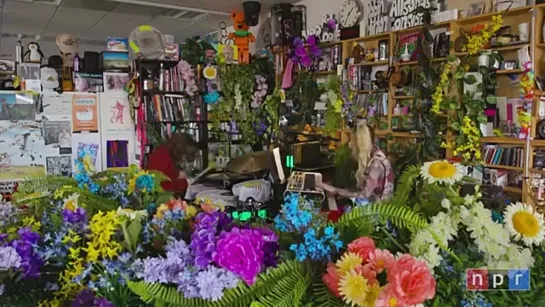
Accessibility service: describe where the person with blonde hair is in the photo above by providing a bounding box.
[317,121,395,202]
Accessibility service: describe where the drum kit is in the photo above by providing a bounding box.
[188,151,273,218]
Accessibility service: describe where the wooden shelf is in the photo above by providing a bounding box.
[454,5,533,25]
[504,186,523,194]
[397,60,418,66]
[531,139,545,146]
[350,60,389,67]
[484,164,524,171]
[495,69,524,74]
[393,95,415,99]
[529,168,545,174]
[479,137,526,144]
[313,70,337,76]
[344,31,391,43]
[453,43,530,56]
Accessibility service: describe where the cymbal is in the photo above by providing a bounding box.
[225,151,269,174]
[205,172,249,181]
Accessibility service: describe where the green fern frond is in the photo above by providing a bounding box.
[16,175,77,195]
[127,260,308,307]
[256,261,311,307]
[393,165,421,204]
[340,203,428,233]
[311,282,345,307]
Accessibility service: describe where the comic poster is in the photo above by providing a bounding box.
[100,95,132,134]
[71,94,98,132]
[0,121,45,181]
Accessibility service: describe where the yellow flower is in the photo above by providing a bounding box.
[336,252,363,276]
[185,205,198,219]
[420,160,464,185]
[23,216,41,230]
[339,270,371,306]
[63,193,80,211]
[155,204,169,219]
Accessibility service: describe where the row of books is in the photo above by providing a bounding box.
[481,146,525,168]
[142,94,196,123]
[162,67,185,92]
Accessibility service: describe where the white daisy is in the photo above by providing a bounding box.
[420,160,464,185]
[504,202,545,246]
[63,193,80,211]
[116,207,148,220]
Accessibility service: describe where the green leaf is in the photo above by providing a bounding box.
[449,102,457,110]
[486,96,497,104]
[451,122,461,131]
[447,55,457,63]
[477,115,487,123]
[464,74,478,85]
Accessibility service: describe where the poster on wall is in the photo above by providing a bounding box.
[0,121,45,181]
[46,156,72,176]
[0,92,36,121]
[43,93,72,120]
[71,94,98,133]
[100,95,132,134]
[72,133,102,172]
[43,120,72,155]
[106,140,129,168]
[389,0,431,31]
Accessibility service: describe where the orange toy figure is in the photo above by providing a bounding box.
[228,9,255,64]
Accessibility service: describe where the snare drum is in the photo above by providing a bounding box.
[232,179,271,203]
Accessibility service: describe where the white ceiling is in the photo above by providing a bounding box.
[0,0,298,61]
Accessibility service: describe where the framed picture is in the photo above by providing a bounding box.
[103,72,130,93]
[468,2,486,16]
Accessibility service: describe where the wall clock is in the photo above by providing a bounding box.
[340,0,362,28]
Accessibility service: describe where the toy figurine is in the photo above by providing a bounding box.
[24,42,44,63]
[365,48,375,62]
[228,9,255,64]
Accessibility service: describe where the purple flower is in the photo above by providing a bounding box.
[94,298,114,307]
[327,19,337,31]
[71,289,95,307]
[0,246,21,270]
[194,266,239,301]
[255,227,279,267]
[310,45,321,57]
[300,55,312,68]
[307,35,317,46]
[293,37,303,48]
[10,228,42,279]
[190,227,217,268]
[213,227,264,285]
[63,208,87,225]
[295,46,307,58]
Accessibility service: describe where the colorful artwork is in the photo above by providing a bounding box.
[0,93,36,121]
[101,95,131,134]
[0,121,45,181]
[76,143,99,165]
[71,94,98,132]
[106,140,129,168]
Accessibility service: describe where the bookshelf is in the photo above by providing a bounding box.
[135,59,208,169]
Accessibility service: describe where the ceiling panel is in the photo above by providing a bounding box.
[62,0,118,11]
[146,0,185,4]
[3,0,59,14]
[148,18,192,34]
[84,13,151,40]
[112,3,168,16]
[45,7,108,36]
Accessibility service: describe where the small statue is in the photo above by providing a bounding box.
[365,48,375,62]
[24,42,44,63]
[228,9,255,64]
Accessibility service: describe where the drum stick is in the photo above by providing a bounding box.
[188,162,216,185]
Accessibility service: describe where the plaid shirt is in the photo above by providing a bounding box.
[334,148,395,202]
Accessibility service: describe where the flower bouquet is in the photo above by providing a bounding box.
[323,237,436,307]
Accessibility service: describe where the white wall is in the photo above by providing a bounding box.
[294,0,366,36]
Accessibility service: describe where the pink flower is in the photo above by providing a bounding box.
[356,264,377,286]
[386,254,436,305]
[368,249,395,273]
[376,285,409,307]
[322,262,341,297]
[347,237,376,263]
[214,227,265,285]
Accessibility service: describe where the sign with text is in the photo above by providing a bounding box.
[366,0,390,35]
[466,268,530,291]
[389,0,432,31]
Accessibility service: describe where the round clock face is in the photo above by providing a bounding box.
[340,0,362,28]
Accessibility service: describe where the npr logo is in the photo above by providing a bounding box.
[466,269,530,291]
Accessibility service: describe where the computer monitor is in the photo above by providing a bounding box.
[268,146,286,184]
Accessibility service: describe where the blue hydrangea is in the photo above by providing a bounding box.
[102,174,130,206]
[289,226,342,262]
[274,194,315,233]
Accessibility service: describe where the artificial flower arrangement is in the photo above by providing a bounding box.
[400,159,545,306]
[323,236,436,307]
[177,60,199,97]
[291,35,321,69]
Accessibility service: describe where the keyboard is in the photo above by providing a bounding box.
[284,171,325,202]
